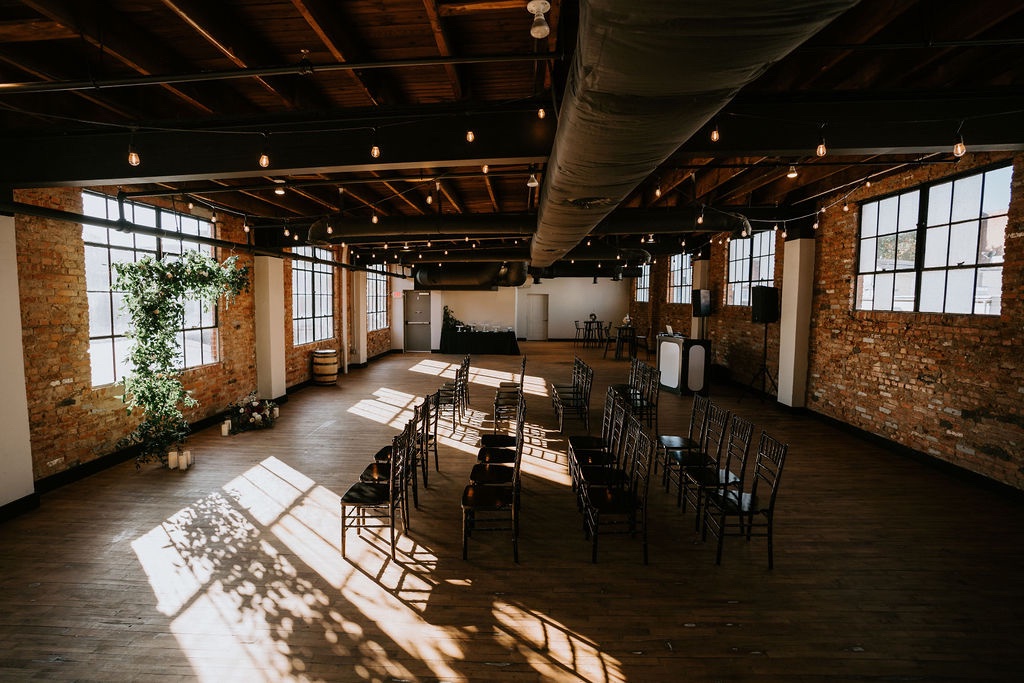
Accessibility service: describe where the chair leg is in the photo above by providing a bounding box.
[340,505,347,558]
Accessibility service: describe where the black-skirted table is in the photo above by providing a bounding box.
[439,329,520,355]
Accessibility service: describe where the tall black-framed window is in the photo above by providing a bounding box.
[292,246,335,345]
[635,264,650,302]
[82,191,218,387]
[367,265,389,332]
[727,231,775,306]
[856,164,1010,315]
[667,253,692,304]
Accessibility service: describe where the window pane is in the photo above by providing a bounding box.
[893,272,916,311]
[975,267,1002,315]
[895,231,916,270]
[873,273,894,310]
[88,292,112,337]
[112,292,129,335]
[949,221,979,266]
[113,337,132,383]
[945,269,974,313]
[978,215,1006,264]
[924,226,948,268]
[860,202,878,238]
[84,246,111,290]
[877,196,898,234]
[951,174,983,223]
[859,238,876,273]
[926,181,952,226]
[982,166,1013,216]
[898,190,919,230]
[876,234,896,271]
[182,329,202,368]
[83,222,108,244]
[919,271,945,312]
[857,274,874,309]
[89,338,115,387]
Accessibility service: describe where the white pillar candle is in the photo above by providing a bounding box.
[272,406,279,419]
[168,451,179,469]
[179,450,190,470]
[221,420,231,436]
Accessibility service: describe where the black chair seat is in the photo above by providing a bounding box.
[341,482,390,505]
[470,463,515,485]
[571,449,616,468]
[373,444,393,462]
[480,433,517,448]
[478,446,517,464]
[659,434,699,451]
[580,466,628,488]
[359,462,390,483]
[568,434,604,451]
[462,483,515,509]
[684,466,735,488]
[587,486,637,516]
[667,449,711,468]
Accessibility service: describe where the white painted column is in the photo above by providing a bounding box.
[254,256,287,400]
[777,238,815,407]
[352,270,368,365]
[691,256,710,339]
[0,216,35,509]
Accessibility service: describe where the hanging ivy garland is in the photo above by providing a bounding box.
[113,250,249,466]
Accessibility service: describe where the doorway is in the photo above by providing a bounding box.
[526,293,548,341]
[403,291,432,351]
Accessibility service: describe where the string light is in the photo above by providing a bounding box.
[816,134,827,157]
[243,221,250,233]
[127,130,140,167]
[537,108,546,119]
[372,214,379,224]
[527,173,539,188]
[697,208,704,225]
[258,132,270,168]
[274,186,285,195]
[370,128,381,158]
[710,121,720,143]
[465,130,475,143]
[283,227,290,237]
[482,164,489,174]
[426,194,433,205]
[953,135,966,158]
[843,202,850,212]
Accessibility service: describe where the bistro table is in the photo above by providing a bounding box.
[583,319,603,347]
[440,327,520,355]
[614,325,637,360]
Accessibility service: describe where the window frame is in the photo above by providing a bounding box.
[366,265,389,332]
[82,191,219,387]
[634,263,650,303]
[726,231,776,307]
[291,246,335,346]
[855,163,1010,315]
[667,252,693,304]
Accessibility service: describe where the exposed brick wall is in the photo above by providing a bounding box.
[808,152,1024,489]
[14,188,257,480]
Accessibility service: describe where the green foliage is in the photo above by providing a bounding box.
[113,250,249,466]
[442,305,463,330]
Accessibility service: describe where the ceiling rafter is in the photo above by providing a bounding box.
[0,51,136,119]
[422,0,464,100]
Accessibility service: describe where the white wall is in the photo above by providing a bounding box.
[0,217,35,508]
[515,277,630,339]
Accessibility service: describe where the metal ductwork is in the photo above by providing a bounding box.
[530,0,860,267]
[413,261,528,290]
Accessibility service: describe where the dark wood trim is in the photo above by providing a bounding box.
[0,491,40,522]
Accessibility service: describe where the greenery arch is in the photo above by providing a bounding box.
[113,250,249,466]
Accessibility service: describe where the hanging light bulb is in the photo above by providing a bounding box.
[383,242,388,250]
[426,240,432,247]
[211,212,217,223]
[816,136,827,157]
[710,122,720,143]
[697,209,704,225]
[127,131,140,167]
[865,180,872,188]
[275,186,285,195]
[527,0,551,39]
[284,227,290,237]
[953,135,966,158]
[426,194,433,205]
[258,133,270,168]
[326,225,333,235]
[787,165,798,179]
[654,184,662,198]
[370,143,381,159]
[537,108,546,119]
[773,224,778,232]
[465,130,475,143]
[482,164,489,174]
[372,214,379,224]
[813,221,819,230]
[293,233,299,241]
[527,173,539,188]
[843,202,850,212]
[243,222,250,233]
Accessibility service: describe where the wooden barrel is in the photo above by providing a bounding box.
[312,349,339,385]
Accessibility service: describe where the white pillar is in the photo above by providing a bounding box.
[254,256,287,400]
[0,216,35,509]
[777,238,815,407]
[691,256,710,339]
[352,270,368,365]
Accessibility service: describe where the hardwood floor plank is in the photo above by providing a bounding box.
[1,342,1022,681]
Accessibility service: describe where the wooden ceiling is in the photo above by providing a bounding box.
[1,0,1022,264]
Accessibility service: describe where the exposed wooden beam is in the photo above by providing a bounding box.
[438,180,464,214]
[438,1,523,16]
[483,174,500,212]
[20,0,214,114]
[0,18,76,42]
[0,51,136,119]
[371,172,427,215]
[422,1,464,100]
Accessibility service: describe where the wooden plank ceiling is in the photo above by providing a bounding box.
[0,0,1022,266]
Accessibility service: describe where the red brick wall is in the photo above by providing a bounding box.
[808,152,1024,489]
[14,188,257,480]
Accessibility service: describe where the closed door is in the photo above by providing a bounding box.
[403,291,431,351]
[527,293,548,341]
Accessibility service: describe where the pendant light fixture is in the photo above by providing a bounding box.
[258,132,270,168]
[526,173,539,188]
[527,1,551,39]
[787,165,798,178]
[127,129,140,167]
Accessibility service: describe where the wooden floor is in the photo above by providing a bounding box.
[2,341,1023,682]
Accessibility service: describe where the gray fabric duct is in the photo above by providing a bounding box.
[413,261,528,289]
[530,0,860,267]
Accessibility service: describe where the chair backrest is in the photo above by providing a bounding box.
[599,386,617,441]
[574,320,582,331]
[517,355,527,391]
[627,416,654,507]
[604,395,630,464]
[688,394,710,442]
[721,414,755,484]
[750,432,788,512]
[702,403,732,465]
[390,421,413,501]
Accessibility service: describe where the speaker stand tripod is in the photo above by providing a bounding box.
[744,322,777,401]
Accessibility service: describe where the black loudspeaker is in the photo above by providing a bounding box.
[751,286,779,324]
[692,289,711,318]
